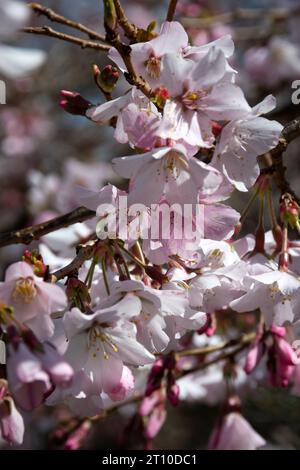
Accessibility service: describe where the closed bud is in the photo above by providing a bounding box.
[64,420,91,450]
[280,194,300,232]
[60,90,92,116]
[23,250,47,278]
[152,87,170,109]
[103,0,117,33]
[167,381,180,406]
[93,64,119,94]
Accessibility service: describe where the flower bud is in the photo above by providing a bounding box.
[93,64,119,94]
[280,194,300,231]
[64,420,91,450]
[23,250,48,278]
[152,87,170,109]
[167,382,180,406]
[103,0,117,33]
[60,90,92,116]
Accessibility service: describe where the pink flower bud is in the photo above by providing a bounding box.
[60,90,92,116]
[95,65,119,93]
[64,420,91,450]
[244,339,264,374]
[167,382,180,406]
[0,396,24,445]
[144,404,166,440]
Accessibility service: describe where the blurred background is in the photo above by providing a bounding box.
[1,0,300,450]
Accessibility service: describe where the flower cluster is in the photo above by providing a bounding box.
[2,4,300,452]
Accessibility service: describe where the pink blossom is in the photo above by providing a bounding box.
[7,341,52,411]
[107,365,135,402]
[230,269,300,326]
[212,95,283,191]
[0,261,67,340]
[0,380,24,445]
[112,144,223,207]
[62,296,154,397]
[6,328,73,411]
[157,49,250,147]
[208,411,266,450]
[109,22,189,88]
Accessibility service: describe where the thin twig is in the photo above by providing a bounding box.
[113,0,138,40]
[29,3,106,42]
[0,207,95,248]
[166,0,178,22]
[52,243,97,281]
[22,26,110,51]
[176,332,256,358]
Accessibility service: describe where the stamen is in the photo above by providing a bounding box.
[12,277,37,304]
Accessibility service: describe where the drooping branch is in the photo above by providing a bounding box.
[29,3,107,42]
[176,332,256,358]
[22,26,110,51]
[0,207,95,248]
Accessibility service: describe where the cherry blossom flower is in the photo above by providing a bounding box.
[62,295,154,398]
[157,50,251,147]
[208,411,266,450]
[86,88,160,148]
[0,262,67,340]
[0,379,24,445]
[212,95,283,191]
[109,22,189,88]
[230,269,300,326]
[100,279,207,353]
[112,144,223,207]
[6,334,73,411]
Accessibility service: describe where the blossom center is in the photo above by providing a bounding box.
[12,277,37,304]
[88,324,119,360]
[145,55,161,79]
[182,90,207,110]
[164,150,189,174]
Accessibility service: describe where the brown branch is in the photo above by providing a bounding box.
[113,0,138,41]
[0,207,95,248]
[51,242,97,281]
[22,26,110,51]
[176,332,256,358]
[103,17,153,100]
[166,0,178,22]
[29,3,106,42]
